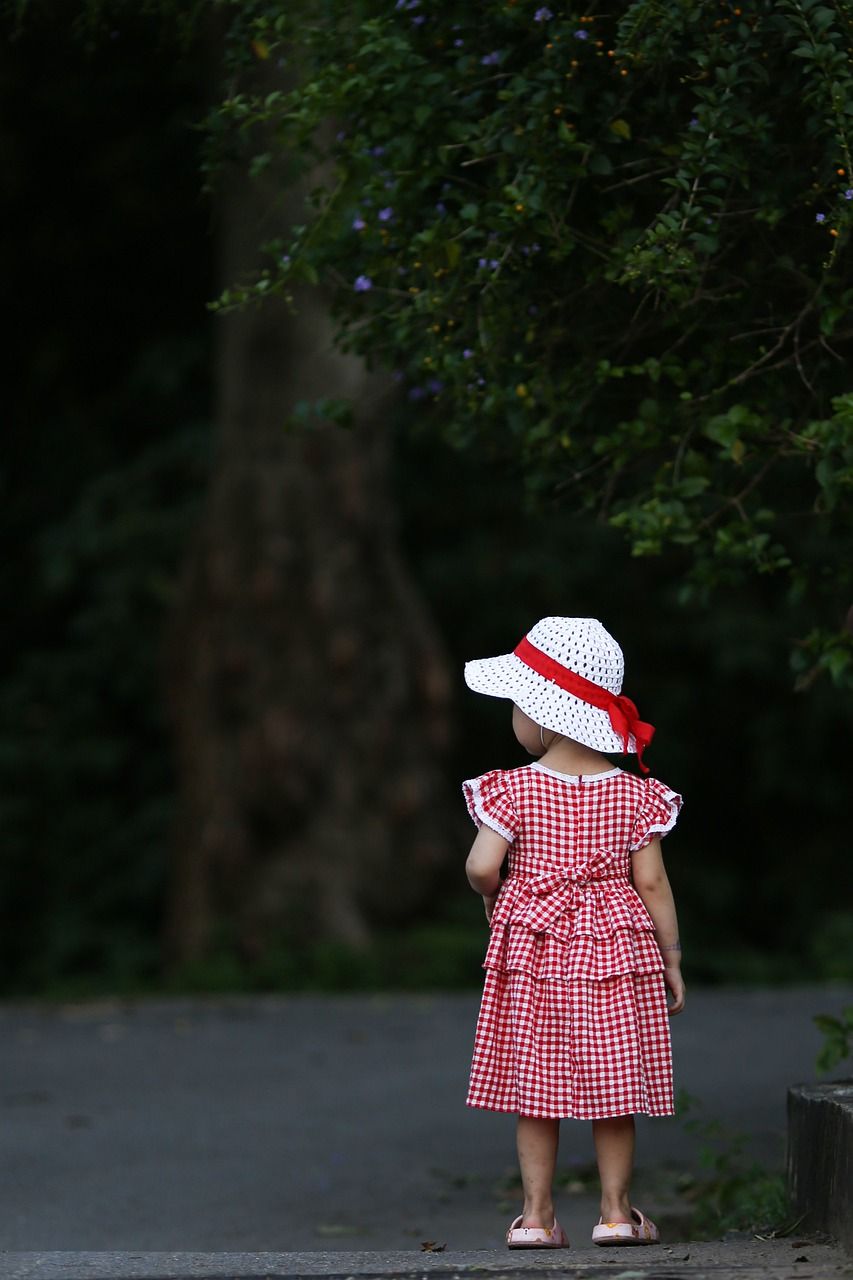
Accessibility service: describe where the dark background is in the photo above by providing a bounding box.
[1,14,848,997]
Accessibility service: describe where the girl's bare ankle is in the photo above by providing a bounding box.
[599,1197,632,1223]
[521,1202,555,1228]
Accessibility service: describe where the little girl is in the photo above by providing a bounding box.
[462,616,684,1249]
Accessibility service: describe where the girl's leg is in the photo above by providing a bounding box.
[592,1116,635,1223]
[516,1115,560,1227]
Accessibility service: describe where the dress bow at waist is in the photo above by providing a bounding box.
[507,849,627,936]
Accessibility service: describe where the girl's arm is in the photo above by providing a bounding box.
[466,826,509,921]
[631,837,685,1014]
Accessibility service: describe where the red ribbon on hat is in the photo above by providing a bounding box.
[514,635,656,774]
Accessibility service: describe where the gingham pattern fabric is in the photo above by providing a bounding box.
[462,763,682,1119]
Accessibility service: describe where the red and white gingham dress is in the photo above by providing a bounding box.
[463,762,682,1119]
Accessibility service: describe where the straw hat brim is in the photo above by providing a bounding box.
[464,652,637,756]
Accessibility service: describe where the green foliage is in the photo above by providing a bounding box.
[814,1005,853,1073]
[209,0,853,679]
[677,1091,791,1238]
[3,4,851,994]
[167,912,488,995]
[0,427,210,992]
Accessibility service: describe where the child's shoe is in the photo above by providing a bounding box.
[506,1215,570,1248]
[591,1206,660,1246]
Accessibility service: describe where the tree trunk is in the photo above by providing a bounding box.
[162,63,455,968]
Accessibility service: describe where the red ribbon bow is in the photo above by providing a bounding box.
[513,635,656,773]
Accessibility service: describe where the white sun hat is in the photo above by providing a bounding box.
[464,616,655,770]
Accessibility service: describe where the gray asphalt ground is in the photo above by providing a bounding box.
[1,987,851,1258]
[2,1242,851,1280]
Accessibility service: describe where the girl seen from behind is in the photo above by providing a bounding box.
[462,616,684,1249]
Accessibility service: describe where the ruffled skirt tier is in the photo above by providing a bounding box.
[467,879,674,1119]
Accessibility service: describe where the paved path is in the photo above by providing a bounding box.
[2,1245,852,1280]
[0,988,851,1256]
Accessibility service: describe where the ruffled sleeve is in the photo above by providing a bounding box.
[462,769,521,844]
[629,777,682,853]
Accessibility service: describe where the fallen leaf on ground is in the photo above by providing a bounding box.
[420,1241,446,1252]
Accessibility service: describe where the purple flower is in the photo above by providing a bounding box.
[453,38,464,46]
[279,253,291,266]
[378,206,394,222]
[688,117,700,129]
[481,50,501,65]
[845,189,853,200]
[354,275,373,292]
[336,129,347,142]
[408,386,427,401]
[435,202,447,216]
[369,145,386,157]
[426,377,444,393]
[462,348,474,359]
[815,212,826,223]
[411,13,425,23]
[352,216,367,231]
[573,29,589,40]
[534,6,553,20]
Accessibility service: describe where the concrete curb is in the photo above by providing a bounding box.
[788,1079,853,1252]
[1,1245,850,1280]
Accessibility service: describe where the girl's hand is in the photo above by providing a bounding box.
[664,965,685,1015]
[483,893,499,923]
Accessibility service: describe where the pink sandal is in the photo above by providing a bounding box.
[506,1215,570,1248]
[592,1206,660,1246]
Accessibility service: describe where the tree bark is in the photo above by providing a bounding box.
[163,61,455,968]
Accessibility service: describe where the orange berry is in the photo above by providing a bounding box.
[837,167,846,176]
[830,228,840,237]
